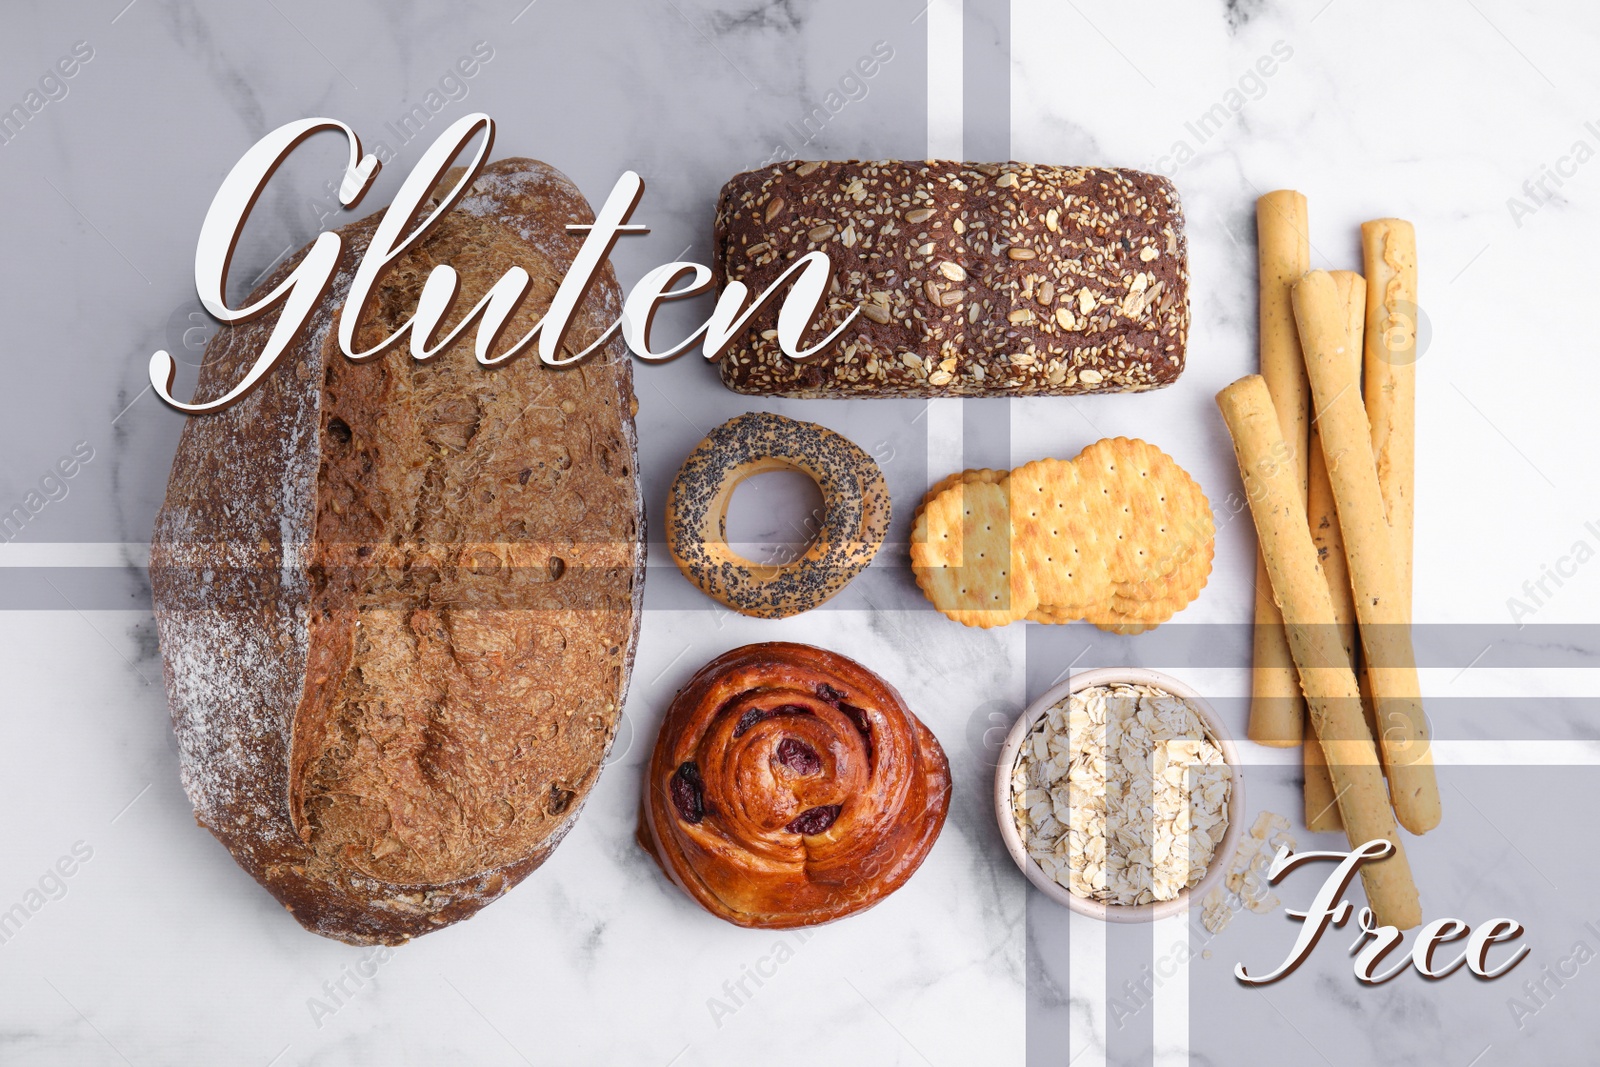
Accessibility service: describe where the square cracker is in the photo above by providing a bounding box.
[919,437,1215,634]
[1071,437,1212,588]
[1107,539,1214,622]
[1009,458,1116,611]
[911,479,1037,628]
[914,468,1007,525]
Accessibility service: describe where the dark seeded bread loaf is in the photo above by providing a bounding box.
[713,160,1189,397]
[150,159,645,946]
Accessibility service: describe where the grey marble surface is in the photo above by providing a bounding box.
[1,1,1598,1064]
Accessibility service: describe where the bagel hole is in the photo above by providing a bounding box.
[724,469,827,567]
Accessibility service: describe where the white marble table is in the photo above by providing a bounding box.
[2,1,1597,1063]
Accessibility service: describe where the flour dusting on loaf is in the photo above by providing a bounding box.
[151,159,645,945]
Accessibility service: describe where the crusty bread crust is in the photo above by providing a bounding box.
[150,159,645,945]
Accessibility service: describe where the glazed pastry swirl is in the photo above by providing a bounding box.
[639,642,951,928]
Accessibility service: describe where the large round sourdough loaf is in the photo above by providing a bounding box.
[150,159,645,945]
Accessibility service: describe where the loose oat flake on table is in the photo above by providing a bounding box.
[1010,683,1231,906]
[1202,811,1295,933]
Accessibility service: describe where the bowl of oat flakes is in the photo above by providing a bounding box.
[995,668,1244,922]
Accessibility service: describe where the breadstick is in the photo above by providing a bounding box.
[1303,271,1367,833]
[1341,274,1385,752]
[1301,721,1341,832]
[1293,270,1440,835]
[1249,190,1312,747]
[1217,374,1421,930]
[1362,219,1418,618]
